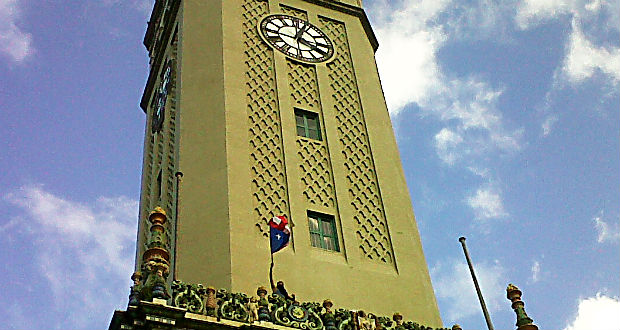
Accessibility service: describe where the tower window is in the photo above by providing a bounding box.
[295,109,321,140]
[156,170,162,201]
[308,211,339,251]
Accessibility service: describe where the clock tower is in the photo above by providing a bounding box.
[131,0,442,327]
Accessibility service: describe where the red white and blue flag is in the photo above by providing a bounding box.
[269,216,290,254]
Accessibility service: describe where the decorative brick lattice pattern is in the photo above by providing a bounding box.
[141,133,155,247]
[243,0,290,237]
[287,61,320,109]
[296,139,336,208]
[143,131,154,217]
[320,18,393,264]
[281,6,318,110]
[280,4,307,20]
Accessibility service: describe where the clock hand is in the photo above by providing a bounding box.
[299,38,326,54]
[278,32,296,38]
[295,23,310,41]
[298,38,315,49]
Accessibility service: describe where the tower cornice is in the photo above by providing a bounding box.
[299,0,378,51]
[143,0,163,51]
[140,0,180,112]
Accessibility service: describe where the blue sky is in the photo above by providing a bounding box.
[0,0,618,329]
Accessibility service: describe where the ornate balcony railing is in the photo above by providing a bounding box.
[133,280,458,330]
[119,274,538,330]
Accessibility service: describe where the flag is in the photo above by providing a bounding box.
[269,216,290,254]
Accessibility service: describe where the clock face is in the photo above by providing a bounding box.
[152,63,171,133]
[259,14,334,63]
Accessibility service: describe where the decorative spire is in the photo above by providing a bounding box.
[506,284,538,330]
[128,271,143,306]
[140,206,171,302]
[322,299,336,330]
[392,312,404,330]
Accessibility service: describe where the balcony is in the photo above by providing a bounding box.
[108,280,457,330]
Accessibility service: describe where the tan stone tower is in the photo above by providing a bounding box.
[135,0,441,326]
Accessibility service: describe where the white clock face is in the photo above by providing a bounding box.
[259,14,334,63]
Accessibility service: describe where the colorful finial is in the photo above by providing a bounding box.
[506,284,538,330]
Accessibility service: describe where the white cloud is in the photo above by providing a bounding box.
[467,166,491,179]
[530,260,541,283]
[432,259,505,322]
[516,0,620,89]
[445,0,516,41]
[372,0,448,115]
[439,79,503,131]
[592,211,620,244]
[563,294,620,330]
[433,81,522,166]
[542,115,558,136]
[515,0,619,30]
[515,0,571,28]
[4,185,138,328]
[0,0,34,62]
[562,20,620,84]
[372,0,510,120]
[370,1,522,228]
[435,128,464,165]
[467,185,508,220]
[371,1,521,166]
[430,79,521,166]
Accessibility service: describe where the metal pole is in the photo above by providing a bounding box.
[172,171,183,281]
[269,252,275,292]
[459,236,495,330]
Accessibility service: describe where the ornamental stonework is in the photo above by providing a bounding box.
[296,139,336,209]
[119,279,454,330]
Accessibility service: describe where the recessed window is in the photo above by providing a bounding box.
[156,170,162,201]
[295,109,321,140]
[308,211,339,251]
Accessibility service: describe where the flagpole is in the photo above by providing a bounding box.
[269,252,275,292]
[459,236,495,330]
[268,216,274,292]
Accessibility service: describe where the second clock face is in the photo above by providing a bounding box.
[259,14,334,63]
[152,63,171,133]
